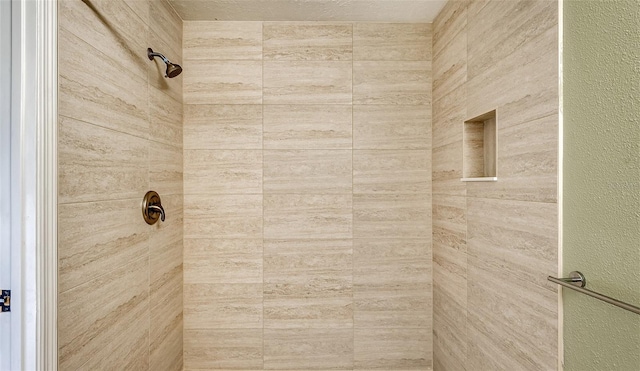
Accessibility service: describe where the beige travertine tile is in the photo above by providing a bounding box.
[467,266,557,371]
[433,244,466,305]
[433,0,468,58]
[58,28,149,138]
[59,0,148,80]
[123,0,150,24]
[184,21,262,60]
[467,0,556,80]
[466,26,558,125]
[149,194,183,370]
[467,197,557,291]
[353,61,430,105]
[263,61,352,104]
[184,104,263,149]
[150,141,183,196]
[353,150,430,194]
[263,23,352,61]
[432,85,466,148]
[466,315,518,371]
[58,198,149,293]
[433,285,467,371]
[150,0,183,59]
[264,296,353,330]
[184,150,263,194]
[432,195,467,254]
[432,196,466,310]
[264,150,352,193]
[263,105,352,149]
[264,194,352,239]
[150,244,183,370]
[263,239,352,281]
[353,105,430,150]
[432,141,466,196]
[432,0,467,102]
[184,239,263,284]
[428,1,560,369]
[353,23,431,61]
[353,239,431,328]
[184,283,263,328]
[354,328,432,370]
[263,239,352,328]
[184,194,263,238]
[150,309,183,371]
[183,60,262,104]
[58,257,149,370]
[432,28,467,104]
[58,116,148,204]
[433,32,467,102]
[467,114,558,203]
[432,195,467,371]
[184,329,263,370]
[353,194,430,238]
[149,87,183,147]
[264,329,354,370]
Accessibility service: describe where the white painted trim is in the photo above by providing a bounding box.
[11,1,35,368]
[35,0,58,369]
[11,0,57,369]
[0,0,13,366]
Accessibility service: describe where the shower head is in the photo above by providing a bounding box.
[147,48,182,78]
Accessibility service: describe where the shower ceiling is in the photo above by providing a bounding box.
[168,0,448,22]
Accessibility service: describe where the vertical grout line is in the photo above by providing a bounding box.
[261,21,265,371]
[146,13,152,368]
[463,4,470,369]
[351,22,355,370]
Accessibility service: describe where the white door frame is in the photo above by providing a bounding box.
[1,0,13,367]
[10,0,57,369]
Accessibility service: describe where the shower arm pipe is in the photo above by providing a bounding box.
[548,272,640,315]
[148,50,170,64]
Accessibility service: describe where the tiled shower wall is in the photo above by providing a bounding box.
[432,1,559,370]
[57,0,183,369]
[182,22,433,370]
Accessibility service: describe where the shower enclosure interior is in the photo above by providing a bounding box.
[57,0,561,370]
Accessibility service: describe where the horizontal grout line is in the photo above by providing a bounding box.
[58,255,150,295]
[183,193,434,196]
[183,103,432,106]
[182,237,430,240]
[183,20,433,24]
[59,114,149,141]
[183,59,433,62]
[182,327,432,330]
[184,103,430,107]
[465,195,558,205]
[183,148,430,151]
[59,196,144,206]
[59,114,184,151]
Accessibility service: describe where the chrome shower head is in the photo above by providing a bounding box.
[147,48,182,78]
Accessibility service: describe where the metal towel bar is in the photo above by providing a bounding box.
[548,271,640,315]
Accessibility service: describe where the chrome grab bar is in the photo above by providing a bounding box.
[548,271,640,315]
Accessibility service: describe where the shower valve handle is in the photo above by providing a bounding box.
[147,204,165,222]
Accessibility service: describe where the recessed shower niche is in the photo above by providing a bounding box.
[462,109,497,181]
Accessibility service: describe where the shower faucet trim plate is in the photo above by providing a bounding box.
[142,190,165,225]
